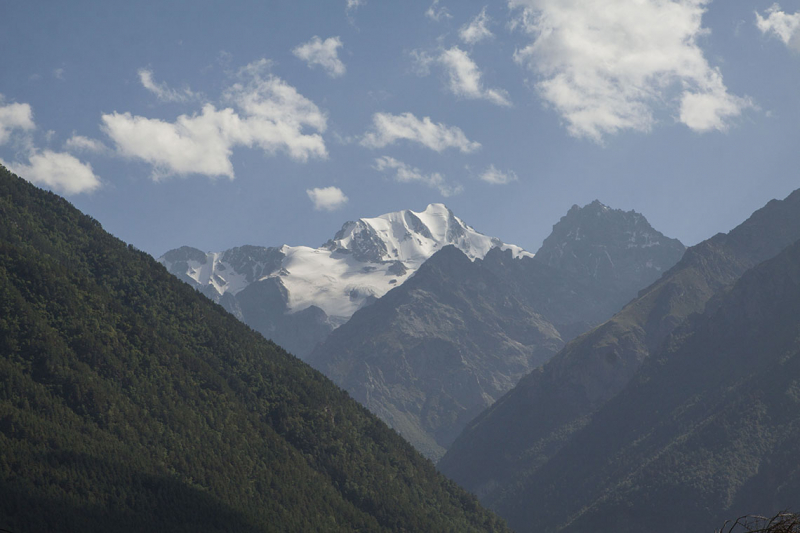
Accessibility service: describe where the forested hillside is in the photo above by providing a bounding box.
[0,165,509,533]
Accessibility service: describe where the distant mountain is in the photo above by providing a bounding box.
[439,188,800,519]
[531,200,685,332]
[479,234,800,533]
[0,166,510,532]
[309,202,685,461]
[160,203,529,358]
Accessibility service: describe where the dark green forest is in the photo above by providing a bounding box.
[0,164,509,532]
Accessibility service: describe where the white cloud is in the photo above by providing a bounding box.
[293,36,346,78]
[509,0,751,141]
[3,150,101,195]
[479,164,517,184]
[138,68,199,103]
[53,68,65,80]
[307,186,349,211]
[756,4,800,51]
[426,0,452,21]
[103,61,327,179]
[361,112,480,153]
[0,98,35,145]
[436,47,511,106]
[460,7,493,44]
[64,134,108,153]
[374,156,462,197]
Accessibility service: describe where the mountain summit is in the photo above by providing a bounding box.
[160,204,528,358]
[534,200,685,299]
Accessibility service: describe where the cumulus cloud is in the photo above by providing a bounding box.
[756,4,800,51]
[425,0,452,21]
[361,112,480,153]
[103,60,327,179]
[293,36,346,78]
[0,98,100,195]
[509,0,751,141]
[307,186,349,211]
[0,98,35,145]
[64,135,108,154]
[138,68,199,103]
[479,164,517,184]
[374,156,462,197]
[3,150,101,195]
[460,7,493,44]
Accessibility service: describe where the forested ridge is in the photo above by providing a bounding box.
[0,165,509,532]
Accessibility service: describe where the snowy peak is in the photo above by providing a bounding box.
[159,245,285,297]
[160,204,531,324]
[326,203,529,264]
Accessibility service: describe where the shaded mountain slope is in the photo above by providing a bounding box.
[489,236,800,532]
[0,166,509,533]
[439,188,800,502]
[308,245,563,461]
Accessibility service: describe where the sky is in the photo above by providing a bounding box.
[1,0,799,258]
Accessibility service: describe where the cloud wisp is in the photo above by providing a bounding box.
[415,47,511,106]
[374,156,462,197]
[64,135,108,154]
[425,0,452,22]
[138,69,199,103]
[103,60,328,180]
[479,164,517,185]
[361,112,480,153]
[756,4,800,51]
[307,186,349,211]
[293,36,346,78]
[509,0,751,141]
[460,7,493,45]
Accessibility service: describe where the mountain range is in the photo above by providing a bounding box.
[163,199,685,461]
[159,203,530,359]
[308,201,685,460]
[439,188,800,532]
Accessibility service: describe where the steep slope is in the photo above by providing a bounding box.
[308,246,563,460]
[439,188,800,502]
[0,166,509,533]
[310,202,684,461]
[489,236,800,533]
[160,203,530,358]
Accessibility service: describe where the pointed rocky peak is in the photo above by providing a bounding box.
[534,201,685,288]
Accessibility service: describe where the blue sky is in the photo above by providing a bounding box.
[1,0,799,257]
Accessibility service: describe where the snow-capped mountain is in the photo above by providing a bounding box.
[159,203,530,357]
